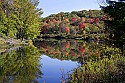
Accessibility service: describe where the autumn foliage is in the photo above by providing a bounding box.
[41,10,106,36]
[78,22,86,30]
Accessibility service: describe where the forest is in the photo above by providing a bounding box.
[40,10,106,40]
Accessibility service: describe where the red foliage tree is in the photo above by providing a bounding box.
[71,18,77,22]
[87,18,95,23]
[95,18,100,23]
[102,15,107,20]
[41,23,49,33]
[70,50,76,56]
[52,19,57,23]
[65,27,70,34]
[78,46,85,53]
[78,22,86,30]
[64,42,70,49]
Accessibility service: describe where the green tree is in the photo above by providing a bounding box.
[0,0,18,38]
[10,0,42,40]
[0,0,43,40]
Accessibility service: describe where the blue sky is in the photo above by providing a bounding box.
[38,0,101,17]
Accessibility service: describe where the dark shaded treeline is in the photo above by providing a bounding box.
[102,2,125,53]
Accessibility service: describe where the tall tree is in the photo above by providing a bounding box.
[10,0,42,40]
[0,0,43,40]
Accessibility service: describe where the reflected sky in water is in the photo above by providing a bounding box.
[37,55,80,83]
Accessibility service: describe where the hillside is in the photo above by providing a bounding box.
[40,10,108,39]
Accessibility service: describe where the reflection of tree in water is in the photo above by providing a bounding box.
[0,46,42,83]
[68,46,125,83]
[34,40,104,63]
[35,40,122,82]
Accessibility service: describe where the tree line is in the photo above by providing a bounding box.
[0,0,124,42]
[41,10,106,37]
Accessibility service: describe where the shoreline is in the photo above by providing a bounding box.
[0,37,28,53]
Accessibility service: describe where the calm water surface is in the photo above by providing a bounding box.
[1,39,92,83]
[1,39,123,83]
[34,39,104,83]
[37,55,80,83]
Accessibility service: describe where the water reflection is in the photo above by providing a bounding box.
[0,46,42,83]
[34,39,125,82]
[33,39,105,82]
[1,39,115,83]
[34,39,104,64]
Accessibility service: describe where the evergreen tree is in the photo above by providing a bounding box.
[103,2,125,41]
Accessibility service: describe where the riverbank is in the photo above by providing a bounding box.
[0,37,28,53]
[39,33,106,40]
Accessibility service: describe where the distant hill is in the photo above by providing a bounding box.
[40,10,108,39]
